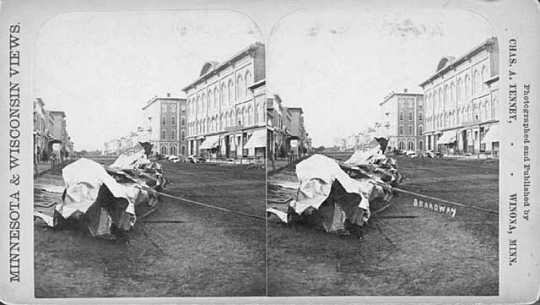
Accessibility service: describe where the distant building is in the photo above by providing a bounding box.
[142,94,187,156]
[379,89,425,152]
[267,94,291,158]
[183,42,266,159]
[33,98,52,162]
[286,107,307,155]
[420,37,500,156]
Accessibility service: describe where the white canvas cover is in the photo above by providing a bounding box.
[56,158,137,223]
[289,154,369,215]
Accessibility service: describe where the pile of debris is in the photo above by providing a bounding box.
[34,142,167,239]
[267,137,402,234]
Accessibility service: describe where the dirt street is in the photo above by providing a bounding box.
[268,154,498,296]
[34,160,266,297]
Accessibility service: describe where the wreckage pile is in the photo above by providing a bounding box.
[34,142,167,239]
[267,137,402,234]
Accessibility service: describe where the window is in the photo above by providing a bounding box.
[245,71,252,97]
[172,130,176,140]
[181,118,185,126]
[399,112,404,120]
[419,140,424,151]
[418,113,423,120]
[237,75,243,99]
[408,112,413,121]
[408,125,413,135]
[162,130,166,139]
[161,146,167,155]
[399,126,403,135]
[181,131,185,140]
[408,141,414,151]
[418,125,423,135]
[171,116,176,124]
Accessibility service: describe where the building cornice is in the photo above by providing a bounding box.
[419,37,498,88]
[182,42,264,92]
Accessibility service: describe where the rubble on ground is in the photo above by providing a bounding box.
[34,142,166,239]
[267,137,402,234]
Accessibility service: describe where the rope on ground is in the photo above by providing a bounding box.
[393,187,499,215]
[156,191,266,221]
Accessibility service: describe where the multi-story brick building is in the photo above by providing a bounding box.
[142,94,187,156]
[379,90,425,152]
[420,37,500,156]
[183,42,266,159]
[267,94,291,158]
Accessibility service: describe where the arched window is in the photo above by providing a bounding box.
[398,141,405,150]
[207,90,213,114]
[170,145,176,156]
[242,106,247,125]
[408,141,414,151]
[443,85,448,110]
[457,78,462,106]
[419,140,424,151]
[438,88,443,113]
[236,74,243,100]
[228,80,234,105]
[161,146,167,155]
[220,84,226,109]
[245,71,252,97]
[247,105,253,126]
[465,74,470,100]
[481,65,488,92]
[472,70,478,96]
[214,87,219,112]
[418,125,423,135]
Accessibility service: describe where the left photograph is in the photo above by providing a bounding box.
[32,11,266,297]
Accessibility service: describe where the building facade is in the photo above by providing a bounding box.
[420,37,499,156]
[33,98,53,162]
[267,94,292,158]
[379,90,425,152]
[142,94,188,156]
[183,42,266,159]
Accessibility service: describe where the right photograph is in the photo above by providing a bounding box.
[266,8,499,296]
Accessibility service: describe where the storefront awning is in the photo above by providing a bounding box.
[199,135,220,150]
[244,129,266,149]
[437,131,456,144]
[483,124,500,143]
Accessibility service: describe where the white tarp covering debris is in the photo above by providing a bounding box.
[34,143,166,239]
[267,137,401,234]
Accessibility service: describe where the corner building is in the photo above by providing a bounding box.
[420,37,500,156]
[183,42,266,159]
[379,90,425,152]
[142,95,188,156]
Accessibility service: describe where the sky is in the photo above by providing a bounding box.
[34,11,260,151]
[267,8,496,147]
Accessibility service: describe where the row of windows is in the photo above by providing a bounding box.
[425,64,490,115]
[161,117,186,126]
[398,125,423,136]
[397,141,420,151]
[160,145,186,156]
[186,70,253,119]
[188,102,265,136]
[426,98,496,131]
[161,129,186,140]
